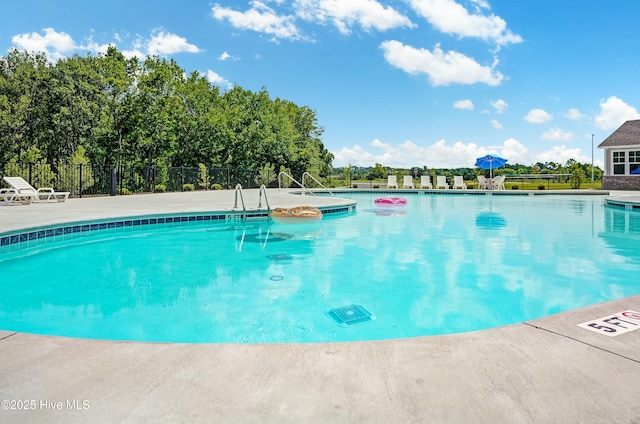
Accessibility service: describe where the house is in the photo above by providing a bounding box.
[598,119,640,190]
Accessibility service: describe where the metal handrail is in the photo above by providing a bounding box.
[233,183,246,221]
[235,184,272,222]
[302,171,333,196]
[277,171,314,196]
[258,184,270,210]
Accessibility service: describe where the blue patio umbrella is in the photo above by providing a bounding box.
[475,154,508,178]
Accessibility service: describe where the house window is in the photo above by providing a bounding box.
[630,151,640,175]
[613,151,625,175]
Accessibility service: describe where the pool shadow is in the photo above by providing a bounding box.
[475,212,507,230]
[367,208,407,217]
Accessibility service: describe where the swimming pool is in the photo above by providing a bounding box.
[1,192,639,343]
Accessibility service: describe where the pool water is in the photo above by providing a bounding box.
[1,193,639,343]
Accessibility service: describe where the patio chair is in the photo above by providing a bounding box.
[2,176,70,203]
[452,176,467,189]
[492,175,506,190]
[436,176,449,189]
[477,175,488,190]
[420,175,433,189]
[402,175,415,189]
[387,175,398,189]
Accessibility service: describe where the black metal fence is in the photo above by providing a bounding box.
[0,163,308,197]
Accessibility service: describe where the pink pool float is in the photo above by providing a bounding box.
[375,197,407,205]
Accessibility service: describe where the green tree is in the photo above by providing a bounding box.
[0,49,51,169]
[369,163,389,179]
[568,159,584,189]
[0,46,335,188]
[89,46,139,169]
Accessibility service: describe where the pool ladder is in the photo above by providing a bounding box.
[278,171,333,196]
[233,184,271,222]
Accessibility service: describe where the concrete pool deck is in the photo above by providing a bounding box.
[1,189,640,423]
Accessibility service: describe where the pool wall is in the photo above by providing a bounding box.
[0,205,355,253]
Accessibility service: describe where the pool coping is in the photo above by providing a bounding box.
[1,189,640,423]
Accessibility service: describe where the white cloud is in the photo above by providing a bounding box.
[470,0,490,10]
[524,109,552,123]
[11,28,75,60]
[408,0,522,47]
[331,136,604,169]
[332,137,532,168]
[10,27,202,61]
[490,99,508,113]
[81,37,113,55]
[564,108,583,121]
[212,1,303,40]
[490,119,502,129]
[294,0,414,35]
[380,40,503,86]
[219,51,238,61]
[212,0,414,39]
[453,99,473,110]
[535,145,592,166]
[541,127,572,141]
[120,37,146,59]
[147,30,202,55]
[594,96,640,130]
[206,69,232,89]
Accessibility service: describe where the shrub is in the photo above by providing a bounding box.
[198,163,208,190]
[511,185,519,190]
[118,187,131,195]
[182,183,195,191]
[538,184,545,190]
[211,183,223,190]
[570,167,585,189]
[155,184,167,193]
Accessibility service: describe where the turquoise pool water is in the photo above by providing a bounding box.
[1,193,639,343]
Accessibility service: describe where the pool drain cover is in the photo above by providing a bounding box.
[326,304,376,327]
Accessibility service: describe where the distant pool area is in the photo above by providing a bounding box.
[1,191,639,343]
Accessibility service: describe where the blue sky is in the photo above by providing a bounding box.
[2,0,640,169]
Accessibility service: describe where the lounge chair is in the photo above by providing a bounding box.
[420,175,433,189]
[2,176,70,203]
[492,175,506,190]
[387,175,398,189]
[402,175,415,189]
[436,176,449,189]
[452,176,467,189]
[0,188,22,205]
[477,175,488,190]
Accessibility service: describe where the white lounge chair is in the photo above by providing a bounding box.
[452,176,467,189]
[420,175,433,189]
[436,176,449,189]
[0,188,23,205]
[387,175,398,189]
[492,175,506,190]
[2,176,70,203]
[403,175,415,189]
[477,175,488,190]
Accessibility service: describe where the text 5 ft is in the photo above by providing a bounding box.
[587,316,639,333]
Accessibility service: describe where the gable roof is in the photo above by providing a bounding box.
[598,119,640,148]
